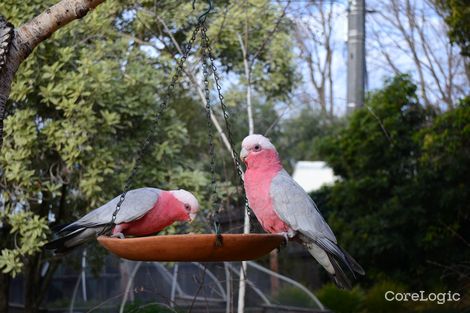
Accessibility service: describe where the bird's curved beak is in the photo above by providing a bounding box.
[189,212,197,222]
[240,147,248,162]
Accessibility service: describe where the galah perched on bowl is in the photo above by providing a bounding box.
[45,188,199,254]
[240,134,364,289]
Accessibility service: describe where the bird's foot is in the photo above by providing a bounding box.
[279,231,295,246]
[282,233,289,244]
[111,232,125,239]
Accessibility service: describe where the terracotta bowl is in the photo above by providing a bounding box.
[97,233,285,262]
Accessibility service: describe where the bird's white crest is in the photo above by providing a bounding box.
[170,189,199,212]
[241,134,276,150]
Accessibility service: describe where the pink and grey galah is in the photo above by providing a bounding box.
[45,188,199,254]
[240,134,364,289]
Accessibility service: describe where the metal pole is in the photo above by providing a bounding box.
[81,249,87,302]
[347,0,366,113]
[247,261,325,310]
[119,261,142,313]
[237,209,250,313]
[170,264,179,308]
[224,263,232,313]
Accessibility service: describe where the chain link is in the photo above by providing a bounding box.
[200,23,220,233]
[200,26,217,199]
[200,24,254,221]
[104,23,202,234]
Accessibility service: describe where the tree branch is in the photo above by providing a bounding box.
[16,0,106,61]
[249,0,291,68]
[237,33,254,135]
[0,0,107,148]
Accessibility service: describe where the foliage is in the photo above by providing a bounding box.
[314,75,470,290]
[223,87,282,145]
[277,109,344,170]
[0,212,49,277]
[361,281,409,313]
[119,0,297,101]
[208,0,298,100]
[124,301,182,313]
[434,0,470,56]
[273,286,319,308]
[316,283,364,313]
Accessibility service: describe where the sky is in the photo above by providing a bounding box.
[289,0,468,115]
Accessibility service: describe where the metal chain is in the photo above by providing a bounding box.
[200,24,254,220]
[106,15,253,235]
[104,23,202,233]
[199,24,220,236]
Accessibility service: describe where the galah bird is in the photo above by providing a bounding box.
[45,188,199,254]
[240,134,364,289]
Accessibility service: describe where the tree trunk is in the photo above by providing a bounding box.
[269,250,280,296]
[0,223,12,313]
[0,42,20,147]
[465,59,470,84]
[0,272,10,313]
[23,254,41,313]
[22,248,61,313]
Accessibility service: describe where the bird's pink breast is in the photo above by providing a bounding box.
[114,192,181,236]
[244,152,291,233]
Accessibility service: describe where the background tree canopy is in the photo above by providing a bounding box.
[313,75,469,293]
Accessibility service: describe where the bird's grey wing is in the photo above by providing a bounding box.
[270,170,337,243]
[68,188,161,228]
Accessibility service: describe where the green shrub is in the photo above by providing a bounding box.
[316,283,364,313]
[274,286,319,308]
[362,280,410,313]
[124,301,181,313]
[416,306,464,313]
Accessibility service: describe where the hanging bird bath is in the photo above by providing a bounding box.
[97,233,285,262]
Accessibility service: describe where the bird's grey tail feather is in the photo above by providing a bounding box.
[327,253,352,289]
[44,228,86,250]
[316,238,354,277]
[339,246,365,275]
[51,223,71,233]
[313,237,364,289]
[44,227,99,255]
[58,222,85,234]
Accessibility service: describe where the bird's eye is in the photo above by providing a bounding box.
[184,203,190,211]
[253,144,261,151]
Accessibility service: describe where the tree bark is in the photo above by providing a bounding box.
[23,255,40,313]
[0,0,107,148]
[0,269,10,313]
[0,222,12,313]
[35,259,60,311]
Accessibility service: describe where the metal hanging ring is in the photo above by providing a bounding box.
[192,0,213,23]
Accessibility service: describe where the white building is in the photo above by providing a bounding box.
[292,161,337,193]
